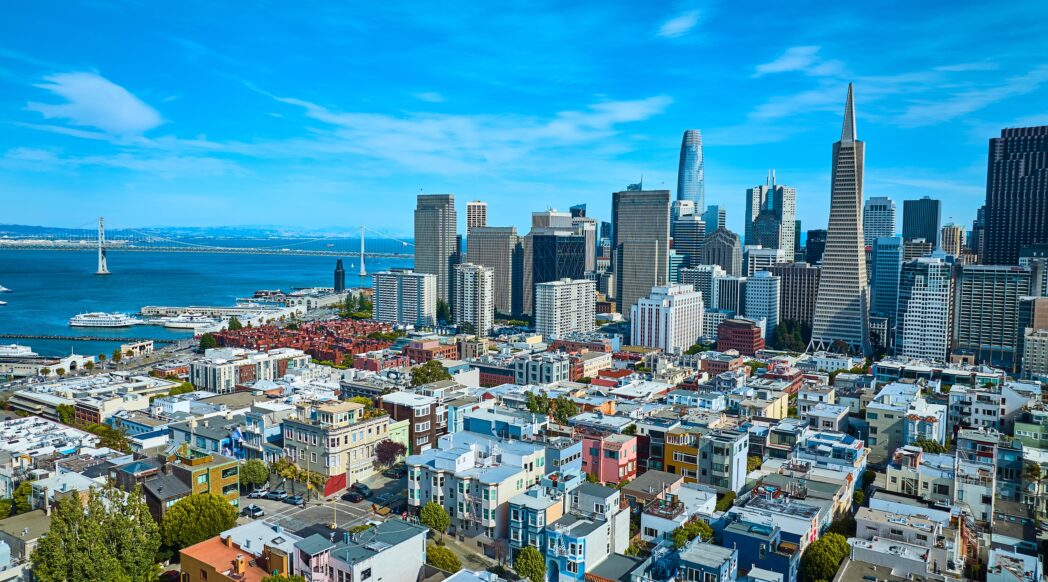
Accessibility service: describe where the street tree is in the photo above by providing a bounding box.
[513,546,546,582]
[425,543,461,572]
[160,493,238,549]
[240,459,269,490]
[375,440,406,467]
[799,532,849,582]
[418,502,450,540]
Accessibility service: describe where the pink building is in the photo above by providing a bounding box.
[580,431,638,485]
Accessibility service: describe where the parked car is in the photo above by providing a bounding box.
[265,490,289,501]
[383,467,405,478]
[352,483,372,496]
[284,495,305,506]
[241,504,265,518]
[247,488,269,499]
[341,491,364,503]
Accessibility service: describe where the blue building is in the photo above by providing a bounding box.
[869,236,903,327]
[544,436,583,481]
[677,539,738,582]
[463,407,547,441]
[507,486,565,559]
[721,520,800,582]
[544,483,629,582]
[677,130,705,209]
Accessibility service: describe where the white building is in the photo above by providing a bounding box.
[744,246,788,277]
[454,263,494,334]
[630,284,704,354]
[743,271,781,339]
[372,270,437,327]
[680,264,725,310]
[190,348,310,394]
[896,256,952,362]
[863,196,897,245]
[535,278,595,341]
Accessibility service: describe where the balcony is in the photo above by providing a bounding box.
[643,497,684,520]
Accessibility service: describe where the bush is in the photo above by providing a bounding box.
[715,491,736,512]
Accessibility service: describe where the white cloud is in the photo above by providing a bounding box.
[754,46,843,77]
[415,92,445,103]
[26,72,164,136]
[895,65,1048,127]
[657,11,699,38]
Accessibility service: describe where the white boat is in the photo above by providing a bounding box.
[0,344,36,357]
[160,313,220,329]
[0,285,11,293]
[0,301,6,306]
[69,312,142,327]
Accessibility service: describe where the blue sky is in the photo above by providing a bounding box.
[1,1,1046,236]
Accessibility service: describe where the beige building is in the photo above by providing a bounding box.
[885,446,954,505]
[735,389,789,419]
[282,401,389,495]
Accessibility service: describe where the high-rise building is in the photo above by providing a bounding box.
[680,264,725,310]
[717,319,765,356]
[953,265,1031,371]
[532,209,573,229]
[771,262,820,326]
[903,238,934,261]
[702,205,726,234]
[902,196,941,246]
[805,229,827,264]
[869,237,903,327]
[676,130,705,210]
[984,126,1048,265]
[1019,296,1048,371]
[671,213,706,268]
[571,216,599,273]
[453,263,494,334]
[810,84,872,356]
[466,226,522,316]
[672,200,696,220]
[334,259,346,293]
[940,224,966,257]
[532,233,586,289]
[703,228,743,276]
[569,203,587,218]
[744,271,781,339]
[970,205,986,260]
[744,171,796,252]
[1019,244,1048,296]
[535,278,595,341]
[714,276,746,314]
[613,190,671,318]
[466,201,487,234]
[794,220,803,259]
[414,194,458,305]
[373,270,437,327]
[863,196,896,245]
[744,246,788,277]
[896,256,953,361]
[630,284,704,354]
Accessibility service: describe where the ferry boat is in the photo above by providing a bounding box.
[160,313,220,329]
[68,312,142,327]
[0,344,37,357]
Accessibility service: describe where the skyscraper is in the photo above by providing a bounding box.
[902,196,941,246]
[805,229,827,264]
[373,270,437,327]
[896,256,953,361]
[771,262,820,325]
[970,204,986,260]
[869,237,903,327]
[953,264,1031,371]
[671,213,706,268]
[613,190,670,317]
[569,203,587,218]
[631,284,704,354]
[940,224,966,257]
[702,228,743,276]
[532,233,586,288]
[680,264,725,310]
[810,84,872,356]
[863,196,896,245]
[984,126,1048,265]
[676,130,705,209]
[571,215,599,273]
[333,259,346,293]
[744,246,787,277]
[744,171,796,252]
[744,271,781,339]
[466,226,522,316]
[535,278,595,341]
[414,194,457,305]
[466,200,487,233]
[453,263,494,334]
[702,205,726,234]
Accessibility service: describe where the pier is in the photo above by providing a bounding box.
[0,334,179,344]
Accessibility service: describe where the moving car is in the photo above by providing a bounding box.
[265,489,289,501]
[341,491,364,503]
[241,504,265,518]
[284,495,305,506]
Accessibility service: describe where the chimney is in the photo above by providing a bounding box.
[232,554,247,575]
[224,536,234,548]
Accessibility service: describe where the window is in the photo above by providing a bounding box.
[566,562,578,574]
[594,503,606,514]
[511,509,520,521]
[196,474,208,484]
[643,527,658,538]
[361,568,372,580]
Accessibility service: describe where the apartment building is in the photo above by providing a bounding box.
[379,391,447,454]
[535,278,596,341]
[664,427,748,493]
[545,483,630,582]
[165,444,240,508]
[190,348,310,394]
[507,486,566,559]
[866,382,947,464]
[579,431,637,485]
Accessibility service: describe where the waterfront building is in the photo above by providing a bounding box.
[333,259,345,293]
[869,236,903,328]
[703,227,743,276]
[953,265,1031,372]
[771,262,820,325]
[745,171,797,252]
[372,269,437,327]
[744,271,781,339]
[630,284,704,354]
[612,190,670,317]
[676,130,705,209]
[453,263,494,334]
[414,194,458,304]
[805,229,827,264]
[896,256,953,361]
[902,196,942,247]
[984,125,1048,265]
[863,196,896,245]
[535,278,596,341]
[941,223,966,256]
[466,200,487,233]
[466,226,522,316]
[810,84,872,356]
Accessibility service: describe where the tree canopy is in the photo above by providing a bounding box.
[261,575,307,582]
[436,299,451,324]
[418,502,450,538]
[911,438,948,454]
[376,440,406,467]
[715,491,736,513]
[160,493,238,549]
[12,481,32,514]
[227,316,244,331]
[799,532,849,582]
[747,455,763,473]
[410,360,452,386]
[240,459,269,489]
[199,333,218,351]
[426,543,461,572]
[671,519,713,549]
[525,391,579,424]
[513,545,546,582]
[771,319,811,352]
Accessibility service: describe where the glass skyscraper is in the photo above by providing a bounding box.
[676,130,705,209]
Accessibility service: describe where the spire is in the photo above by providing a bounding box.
[841,83,857,143]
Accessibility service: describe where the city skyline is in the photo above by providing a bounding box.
[0,2,1046,234]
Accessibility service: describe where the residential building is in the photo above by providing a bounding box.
[454,263,494,334]
[717,319,764,356]
[535,279,595,341]
[613,190,671,317]
[946,381,1038,433]
[721,520,801,582]
[983,125,1048,265]
[903,196,942,246]
[580,431,637,485]
[953,265,1031,371]
[466,226,522,316]
[414,194,458,304]
[896,255,953,361]
[545,483,629,582]
[771,262,820,325]
[809,85,872,356]
[678,541,738,582]
[291,520,429,582]
[677,130,705,209]
[630,284,704,354]
[865,383,947,463]
[165,444,240,507]
[744,271,781,339]
[863,196,896,245]
[665,427,748,493]
[1025,329,1048,377]
[379,391,447,454]
[372,270,437,327]
[179,530,294,582]
[466,200,487,233]
[189,348,310,394]
[507,486,566,558]
[514,352,572,385]
[703,228,743,276]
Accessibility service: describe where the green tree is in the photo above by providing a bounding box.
[426,543,461,572]
[747,455,763,473]
[911,438,948,454]
[513,545,546,582]
[684,342,712,355]
[262,575,307,582]
[55,368,65,376]
[410,360,452,386]
[671,519,713,548]
[240,459,269,490]
[40,368,51,376]
[799,532,849,582]
[56,404,75,426]
[862,469,876,488]
[84,361,95,371]
[227,316,244,331]
[170,381,195,396]
[160,493,237,549]
[715,491,736,513]
[111,349,122,363]
[199,333,218,351]
[343,294,358,313]
[12,481,32,514]
[436,299,451,323]
[826,514,856,537]
[0,500,10,520]
[418,501,451,540]
[349,396,374,407]
[585,472,600,483]
[853,490,865,506]
[458,321,477,335]
[771,319,810,352]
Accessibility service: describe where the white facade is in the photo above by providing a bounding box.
[863,196,897,245]
[466,200,487,233]
[630,284,704,354]
[373,270,437,327]
[680,264,725,310]
[744,246,788,277]
[897,257,952,362]
[535,278,596,341]
[454,263,494,334]
[743,271,781,339]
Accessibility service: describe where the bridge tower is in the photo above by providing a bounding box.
[359,225,367,277]
[95,217,110,275]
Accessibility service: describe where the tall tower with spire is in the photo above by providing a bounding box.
[809,84,872,356]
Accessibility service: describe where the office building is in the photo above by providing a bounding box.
[672,199,696,220]
[805,229,827,264]
[745,171,797,252]
[810,84,872,355]
[771,262,820,325]
[984,126,1048,265]
[680,264,725,310]
[863,196,896,245]
[571,215,599,273]
[902,196,941,246]
[414,194,457,304]
[333,259,345,293]
[466,226,522,316]
[466,200,487,233]
[869,237,903,327]
[1024,329,1048,377]
[671,213,706,268]
[373,270,437,327]
[1019,245,1048,296]
[535,278,596,341]
[744,271,782,339]
[676,130,705,209]
[453,263,494,334]
[896,256,953,361]
[532,233,586,290]
[703,228,743,276]
[1018,296,1048,368]
[744,246,788,276]
[970,204,986,260]
[703,205,726,233]
[717,319,765,355]
[714,275,746,314]
[570,203,586,218]
[941,223,965,256]
[613,190,671,317]
[903,238,934,260]
[953,265,1031,371]
[630,284,704,354]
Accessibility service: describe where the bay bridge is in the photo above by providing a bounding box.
[0,217,415,274]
